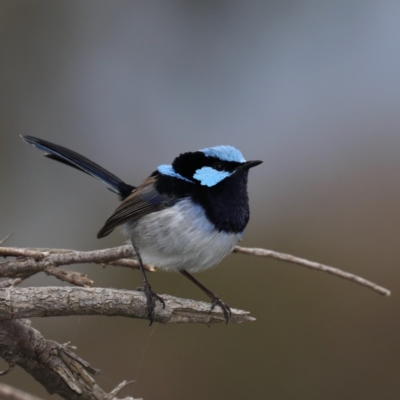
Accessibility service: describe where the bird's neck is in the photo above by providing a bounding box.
[194,172,250,234]
[156,171,250,234]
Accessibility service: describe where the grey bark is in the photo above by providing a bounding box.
[0,287,255,324]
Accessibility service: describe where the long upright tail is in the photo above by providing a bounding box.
[22,136,135,200]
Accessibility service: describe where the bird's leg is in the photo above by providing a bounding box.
[134,246,165,325]
[179,270,232,323]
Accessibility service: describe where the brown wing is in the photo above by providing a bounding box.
[97,176,175,238]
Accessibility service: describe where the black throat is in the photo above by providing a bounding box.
[155,170,250,234]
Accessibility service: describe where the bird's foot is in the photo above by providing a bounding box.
[209,295,232,324]
[141,283,165,325]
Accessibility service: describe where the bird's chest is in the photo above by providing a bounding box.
[125,199,240,272]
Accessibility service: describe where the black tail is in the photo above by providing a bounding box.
[22,136,135,200]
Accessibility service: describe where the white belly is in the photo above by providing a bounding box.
[123,198,240,273]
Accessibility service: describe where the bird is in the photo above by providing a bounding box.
[22,136,262,323]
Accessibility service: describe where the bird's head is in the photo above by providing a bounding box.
[157,145,262,187]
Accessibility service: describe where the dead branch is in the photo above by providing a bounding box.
[0,319,140,400]
[0,243,391,296]
[0,287,254,324]
[0,234,390,400]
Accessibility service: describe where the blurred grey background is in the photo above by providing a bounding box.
[1,1,399,399]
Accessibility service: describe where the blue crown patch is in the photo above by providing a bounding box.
[200,146,246,163]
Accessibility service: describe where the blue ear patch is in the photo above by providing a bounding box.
[193,166,232,187]
[200,145,246,163]
[157,164,193,183]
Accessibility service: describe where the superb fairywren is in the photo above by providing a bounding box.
[22,136,262,323]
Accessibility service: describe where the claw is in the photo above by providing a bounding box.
[178,270,232,324]
[143,283,165,325]
[209,296,232,324]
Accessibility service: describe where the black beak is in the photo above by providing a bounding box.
[238,160,263,171]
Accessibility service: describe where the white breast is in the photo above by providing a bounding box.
[123,198,240,273]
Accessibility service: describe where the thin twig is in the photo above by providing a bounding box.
[0,233,13,246]
[0,382,44,400]
[233,246,391,296]
[106,259,156,271]
[107,380,138,400]
[44,266,93,287]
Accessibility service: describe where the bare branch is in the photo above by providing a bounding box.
[233,246,391,296]
[0,243,390,296]
[0,246,153,285]
[0,287,254,324]
[0,319,141,400]
[0,240,389,399]
[105,259,156,271]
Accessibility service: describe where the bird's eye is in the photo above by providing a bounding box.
[214,162,224,171]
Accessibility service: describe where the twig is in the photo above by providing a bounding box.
[0,287,254,324]
[44,265,93,287]
[0,382,44,400]
[233,246,391,296]
[107,381,139,400]
[0,233,13,246]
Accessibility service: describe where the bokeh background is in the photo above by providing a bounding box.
[1,1,399,399]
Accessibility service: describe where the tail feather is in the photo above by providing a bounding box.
[22,136,135,199]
